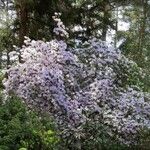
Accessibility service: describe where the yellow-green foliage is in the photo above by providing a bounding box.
[0,95,59,150]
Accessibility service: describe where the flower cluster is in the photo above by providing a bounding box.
[53,12,69,38]
[3,16,150,145]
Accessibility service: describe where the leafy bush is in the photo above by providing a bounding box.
[0,71,4,90]
[0,95,59,150]
[60,121,128,150]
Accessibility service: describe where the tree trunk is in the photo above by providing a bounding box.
[114,7,118,48]
[0,51,2,69]
[15,0,29,62]
[101,2,110,41]
[138,0,148,57]
[6,50,10,68]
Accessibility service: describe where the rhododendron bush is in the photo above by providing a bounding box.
[3,15,150,145]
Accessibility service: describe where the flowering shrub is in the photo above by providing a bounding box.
[3,14,150,145]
